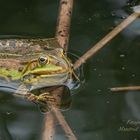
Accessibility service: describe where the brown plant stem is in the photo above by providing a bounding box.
[110,86,140,92]
[56,0,73,51]
[74,12,140,69]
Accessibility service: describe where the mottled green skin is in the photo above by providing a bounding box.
[0,68,21,80]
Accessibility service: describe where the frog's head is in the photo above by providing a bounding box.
[22,48,72,89]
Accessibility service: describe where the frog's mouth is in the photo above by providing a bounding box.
[28,62,69,75]
[24,71,70,91]
[30,69,68,75]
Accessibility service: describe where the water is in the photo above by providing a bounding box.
[0,0,140,139]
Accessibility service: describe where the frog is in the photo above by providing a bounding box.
[0,38,78,111]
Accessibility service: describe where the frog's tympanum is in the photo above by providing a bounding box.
[0,38,79,112]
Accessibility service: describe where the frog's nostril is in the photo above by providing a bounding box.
[22,74,35,82]
[18,66,23,72]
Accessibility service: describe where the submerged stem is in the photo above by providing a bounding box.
[52,107,77,140]
[42,113,55,140]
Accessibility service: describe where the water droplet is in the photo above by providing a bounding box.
[88,18,92,21]
[6,112,11,115]
[107,101,110,104]
[121,67,125,70]
[111,11,116,17]
[121,16,126,19]
[120,54,125,58]
[132,74,136,77]
[97,89,101,92]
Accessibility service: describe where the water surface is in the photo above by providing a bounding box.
[0,0,140,140]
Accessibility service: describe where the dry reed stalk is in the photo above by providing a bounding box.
[110,86,140,92]
[74,12,140,69]
[56,0,73,50]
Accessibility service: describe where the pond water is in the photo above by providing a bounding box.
[0,0,140,140]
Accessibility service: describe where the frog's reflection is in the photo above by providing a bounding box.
[19,85,72,113]
[0,113,13,140]
[0,84,72,113]
[0,85,72,139]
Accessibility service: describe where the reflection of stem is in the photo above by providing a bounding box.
[110,86,140,92]
[0,114,13,140]
[74,12,140,69]
[56,0,73,51]
[42,112,55,140]
[52,107,77,140]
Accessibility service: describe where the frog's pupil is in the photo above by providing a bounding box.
[40,57,45,62]
[39,56,47,64]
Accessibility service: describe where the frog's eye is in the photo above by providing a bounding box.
[38,56,48,65]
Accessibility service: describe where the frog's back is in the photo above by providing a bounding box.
[0,38,61,55]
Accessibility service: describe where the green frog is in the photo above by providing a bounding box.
[0,38,77,111]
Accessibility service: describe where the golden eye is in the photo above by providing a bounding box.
[38,56,48,65]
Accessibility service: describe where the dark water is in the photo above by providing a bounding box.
[0,0,140,140]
